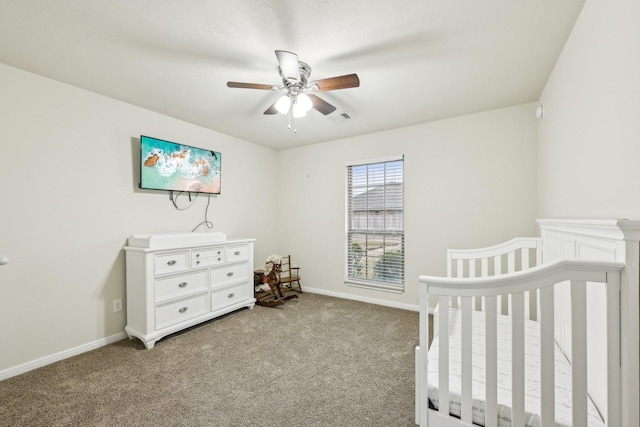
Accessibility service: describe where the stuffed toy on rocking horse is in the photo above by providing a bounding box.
[255,254,298,307]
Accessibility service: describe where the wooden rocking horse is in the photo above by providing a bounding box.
[254,254,298,307]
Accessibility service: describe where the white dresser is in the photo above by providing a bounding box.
[124,233,256,349]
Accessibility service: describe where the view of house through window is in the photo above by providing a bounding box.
[346,156,404,291]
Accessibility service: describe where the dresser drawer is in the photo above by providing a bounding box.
[154,270,207,303]
[191,247,225,268]
[226,244,249,263]
[211,282,252,311]
[154,252,189,275]
[155,293,208,329]
[211,262,249,286]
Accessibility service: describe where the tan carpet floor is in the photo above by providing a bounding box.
[0,293,419,427]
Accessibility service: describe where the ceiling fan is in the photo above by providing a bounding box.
[227,50,359,122]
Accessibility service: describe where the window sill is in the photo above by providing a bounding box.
[345,279,404,294]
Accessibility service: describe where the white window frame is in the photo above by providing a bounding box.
[345,155,404,293]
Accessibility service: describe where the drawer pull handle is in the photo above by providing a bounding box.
[217,251,221,255]
[234,251,241,256]
[227,272,234,277]
[196,260,200,265]
[218,257,221,261]
[167,260,177,266]
[179,307,188,313]
[227,293,235,299]
[195,253,200,258]
[178,282,188,288]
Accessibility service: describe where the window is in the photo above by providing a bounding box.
[346,156,404,292]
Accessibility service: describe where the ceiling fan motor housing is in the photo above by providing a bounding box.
[279,61,311,88]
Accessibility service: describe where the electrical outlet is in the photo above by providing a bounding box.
[113,298,123,313]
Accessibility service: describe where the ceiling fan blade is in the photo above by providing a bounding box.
[263,102,279,115]
[275,50,300,82]
[227,82,275,90]
[310,74,360,92]
[308,94,337,115]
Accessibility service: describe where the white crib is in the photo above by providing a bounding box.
[415,219,640,427]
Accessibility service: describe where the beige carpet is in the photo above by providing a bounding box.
[0,293,419,426]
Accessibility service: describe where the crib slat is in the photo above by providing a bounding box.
[438,295,450,416]
[540,286,555,426]
[461,296,473,424]
[521,249,535,321]
[507,251,515,273]
[471,259,481,311]
[481,257,489,277]
[571,281,588,427]
[495,256,508,314]
[453,260,464,308]
[418,282,430,425]
[511,292,525,427]
[469,259,476,278]
[485,296,498,427]
[521,248,530,269]
[607,271,621,427]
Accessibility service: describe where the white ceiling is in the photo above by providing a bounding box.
[0,0,584,150]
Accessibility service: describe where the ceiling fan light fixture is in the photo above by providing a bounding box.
[291,92,312,117]
[296,93,312,113]
[275,94,291,114]
[292,105,307,118]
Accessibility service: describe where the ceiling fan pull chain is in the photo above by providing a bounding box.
[289,108,297,133]
[292,96,297,133]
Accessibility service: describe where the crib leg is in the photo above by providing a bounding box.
[415,345,420,425]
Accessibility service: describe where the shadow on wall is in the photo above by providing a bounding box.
[94,245,127,338]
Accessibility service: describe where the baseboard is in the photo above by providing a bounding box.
[0,331,128,381]
[303,286,420,312]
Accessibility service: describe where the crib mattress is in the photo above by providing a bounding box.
[427,308,604,427]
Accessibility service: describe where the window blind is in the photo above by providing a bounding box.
[346,157,404,291]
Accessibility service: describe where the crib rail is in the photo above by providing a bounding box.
[447,238,542,318]
[447,237,542,278]
[416,259,623,427]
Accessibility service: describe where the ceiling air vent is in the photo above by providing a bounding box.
[330,111,353,124]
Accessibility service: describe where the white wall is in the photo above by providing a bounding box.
[0,64,541,376]
[0,63,279,375]
[277,103,539,309]
[538,0,640,218]
[537,1,640,424]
